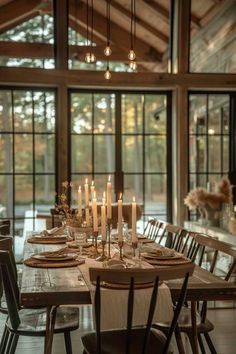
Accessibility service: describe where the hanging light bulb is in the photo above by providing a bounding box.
[104,45,112,56]
[128,49,136,61]
[90,52,96,63]
[85,52,91,63]
[104,63,111,80]
[129,60,137,70]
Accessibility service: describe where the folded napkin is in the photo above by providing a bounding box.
[44,226,64,236]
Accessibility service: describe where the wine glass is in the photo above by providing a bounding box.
[75,232,86,256]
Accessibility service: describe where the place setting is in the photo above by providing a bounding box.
[24,247,85,268]
[27,226,73,244]
[141,247,191,266]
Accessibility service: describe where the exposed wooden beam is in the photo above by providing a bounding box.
[0,41,156,63]
[68,18,106,45]
[0,12,38,34]
[54,0,68,69]
[69,0,163,63]
[1,67,236,88]
[110,0,168,44]
[0,0,44,30]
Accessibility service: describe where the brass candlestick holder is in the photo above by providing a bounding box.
[96,240,107,262]
[107,218,112,259]
[118,240,124,260]
[132,241,138,257]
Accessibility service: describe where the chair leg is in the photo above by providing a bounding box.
[197,334,206,354]
[0,325,9,354]
[64,332,72,354]
[187,333,198,354]
[9,334,19,354]
[203,333,217,354]
[4,333,14,354]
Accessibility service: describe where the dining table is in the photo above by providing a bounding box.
[20,233,236,354]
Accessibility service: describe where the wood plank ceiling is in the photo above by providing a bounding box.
[0,0,235,72]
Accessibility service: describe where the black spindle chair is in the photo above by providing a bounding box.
[81,263,194,354]
[0,240,80,354]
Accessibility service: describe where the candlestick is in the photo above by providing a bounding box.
[96,240,107,262]
[91,180,95,201]
[107,218,112,259]
[118,241,123,260]
[118,193,123,242]
[101,199,107,242]
[107,175,112,219]
[92,192,98,232]
[78,186,82,217]
[84,178,89,206]
[132,196,137,243]
[132,241,138,257]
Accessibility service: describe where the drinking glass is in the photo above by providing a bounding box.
[75,232,86,256]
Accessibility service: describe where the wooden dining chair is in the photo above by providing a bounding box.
[81,263,195,354]
[0,220,10,236]
[155,233,236,354]
[0,241,80,354]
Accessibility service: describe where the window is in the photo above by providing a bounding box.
[0,88,56,235]
[188,92,231,219]
[70,91,171,222]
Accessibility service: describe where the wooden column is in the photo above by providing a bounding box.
[54,0,69,193]
[172,0,190,225]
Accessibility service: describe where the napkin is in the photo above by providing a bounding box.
[44,226,64,236]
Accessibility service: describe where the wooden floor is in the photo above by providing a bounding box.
[0,305,236,354]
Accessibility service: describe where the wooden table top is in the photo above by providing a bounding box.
[20,239,236,307]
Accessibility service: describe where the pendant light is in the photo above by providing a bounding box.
[85,0,96,64]
[128,0,137,71]
[104,0,111,79]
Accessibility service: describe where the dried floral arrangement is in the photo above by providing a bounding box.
[184,178,232,220]
[55,181,77,220]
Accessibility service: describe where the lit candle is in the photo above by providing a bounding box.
[84,178,89,206]
[107,175,112,219]
[92,192,98,232]
[132,196,137,242]
[101,197,107,241]
[91,181,95,201]
[78,186,82,217]
[118,193,123,242]
[102,191,106,206]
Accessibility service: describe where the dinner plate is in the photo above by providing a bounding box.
[34,234,68,239]
[32,253,77,262]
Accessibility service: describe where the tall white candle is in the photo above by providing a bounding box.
[132,196,137,242]
[84,178,89,206]
[107,175,112,219]
[118,193,123,242]
[92,192,98,232]
[78,186,82,217]
[91,181,95,201]
[85,208,90,226]
[101,199,107,241]
[102,191,106,206]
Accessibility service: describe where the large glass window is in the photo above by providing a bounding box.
[68,0,170,73]
[70,91,171,222]
[0,88,56,235]
[190,0,236,73]
[188,93,230,219]
[0,0,54,68]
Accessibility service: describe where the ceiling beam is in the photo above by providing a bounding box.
[0,41,158,63]
[0,12,38,34]
[110,0,168,44]
[68,18,106,45]
[0,0,44,30]
[69,0,163,63]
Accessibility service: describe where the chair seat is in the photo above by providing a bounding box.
[155,306,214,334]
[82,327,174,354]
[6,307,80,335]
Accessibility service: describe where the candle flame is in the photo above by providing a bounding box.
[91,180,94,186]
[119,193,122,200]
[85,178,88,184]
[108,175,111,182]
[133,196,136,202]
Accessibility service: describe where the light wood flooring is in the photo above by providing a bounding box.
[0,305,236,354]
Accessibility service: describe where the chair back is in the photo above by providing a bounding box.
[0,220,10,235]
[89,263,194,354]
[0,241,20,329]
